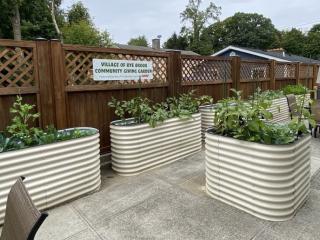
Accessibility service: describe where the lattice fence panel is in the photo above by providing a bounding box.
[300,65,313,79]
[275,63,296,79]
[182,58,231,84]
[240,62,270,81]
[0,47,35,88]
[64,51,168,86]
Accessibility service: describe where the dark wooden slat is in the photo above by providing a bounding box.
[0,87,38,95]
[0,39,36,48]
[65,83,168,92]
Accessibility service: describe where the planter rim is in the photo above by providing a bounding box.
[0,127,99,155]
[199,104,217,109]
[206,128,310,147]
[111,112,201,128]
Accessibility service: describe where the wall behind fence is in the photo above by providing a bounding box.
[0,39,318,153]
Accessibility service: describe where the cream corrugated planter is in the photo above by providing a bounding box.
[111,113,201,176]
[205,132,311,221]
[199,105,216,139]
[267,97,291,123]
[296,93,311,108]
[0,127,101,225]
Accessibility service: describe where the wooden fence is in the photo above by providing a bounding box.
[0,39,318,153]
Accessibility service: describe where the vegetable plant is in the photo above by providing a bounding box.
[282,84,308,95]
[213,88,314,145]
[108,91,213,127]
[0,96,95,153]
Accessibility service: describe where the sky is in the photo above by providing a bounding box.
[61,0,320,45]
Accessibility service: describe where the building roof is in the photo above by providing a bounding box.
[115,43,199,56]
[213,45,320,64]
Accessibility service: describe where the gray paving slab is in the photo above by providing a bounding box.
[72,172,172,225]
[93,186,265,240]
[151,151,205,184]
[35,205,88,240]
[2,138,320,240]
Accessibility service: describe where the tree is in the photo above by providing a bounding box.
[205,12,279,52]
[280,28,306,55]
[180,0,221,53]
[127,35,148,47]
[62,20,112,46]
[163,32,189,50]
[62,1,113,47]
[67,1,91,24]
[0,0,64,40]
[305,24,320,59]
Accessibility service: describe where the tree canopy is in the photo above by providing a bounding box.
[205,12,279,52]
[127,35,148,47]
[180,0,221,53]
[163,32,189,50]
[280,28,306,55]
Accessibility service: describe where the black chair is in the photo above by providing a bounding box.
[0,177,48,240]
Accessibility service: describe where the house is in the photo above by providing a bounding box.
[115,38,199,56]
[212,45,320,64]
[213,46,320,80]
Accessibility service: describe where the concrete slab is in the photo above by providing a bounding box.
[93,187,265,240]
[35,205,88,240]
[2,139,320,240]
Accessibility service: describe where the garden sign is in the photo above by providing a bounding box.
[93,59,153,81]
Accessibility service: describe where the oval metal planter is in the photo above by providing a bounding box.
[205,132,311,221]
[110,113,201,176]
[0,127,101,225]
[199,105,216,139]
[267,97,291,123]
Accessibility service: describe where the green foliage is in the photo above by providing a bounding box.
[305,24,320,59]
[163,32,189,50]
[213,89,313,145]
[205,12,279,52]
[108,91,213,127]
[6,96,41,145]
[281,28,306,55]
[0,0,63,40]
[282,84,308,95]
[0,96,95,153]
[62,20,113,46]
[67,1,91,24]
[251,89,285,101]
[180,0,221,53]
[127,35,148,47]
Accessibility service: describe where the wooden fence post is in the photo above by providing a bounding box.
[296,62,300,85]
[270,60,276,90]
[167,50,182,97]
[231,56,241,91]
[35,38,56,127]
[50,40,68,129]
[313,64,318,88]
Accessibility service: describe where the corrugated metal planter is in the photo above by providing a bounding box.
[0,127,101,225]
[267,97,291,123]
[205,132,311,221]
[199,105,216,139]
[296,93,311,108]
[111,113,201,176]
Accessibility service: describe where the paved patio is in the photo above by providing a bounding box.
[2,138,320,240]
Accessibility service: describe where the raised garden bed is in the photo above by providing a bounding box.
[267,97,291,123]
[111,113,201,176]
[0,127,101,225]
[199,104,216,139]
[205,132,311,221]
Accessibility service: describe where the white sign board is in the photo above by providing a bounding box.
[93,59,153,81]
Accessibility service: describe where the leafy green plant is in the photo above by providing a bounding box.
[1,97,95,153]
[108,91,213,127]
[282,84,308,95]
[213,88,314,145]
